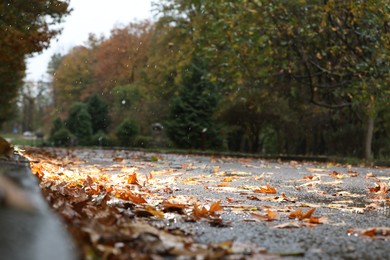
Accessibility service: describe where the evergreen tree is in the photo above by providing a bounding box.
[66,102,92,145]
[166,58,223,149]
[86,94,110,134]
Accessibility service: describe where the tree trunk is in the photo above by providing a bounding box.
[364,115,374,160]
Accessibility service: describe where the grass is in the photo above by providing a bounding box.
[0,133,43,147]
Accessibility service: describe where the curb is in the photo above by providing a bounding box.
[0,156,76,260]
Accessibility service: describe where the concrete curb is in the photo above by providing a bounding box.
[0,156,76,260]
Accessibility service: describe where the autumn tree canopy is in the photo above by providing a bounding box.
[0,0,71,127]
[43,1,389,159]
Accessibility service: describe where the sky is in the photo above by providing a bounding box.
[26,0,153,81]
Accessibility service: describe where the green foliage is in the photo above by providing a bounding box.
[86,94,110,134]
[133,135,153,148]
[51,127,73,147]
[66,102,93,145]
[49,117,63,141]
[166,58,223,149]
[116,119,139,146]
[91,131,114,147]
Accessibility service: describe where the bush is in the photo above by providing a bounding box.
[116,119,139,146]
[66,102,93,145]
[49,117,63,141]
[133,135,153,148]
[90,131,115,147]
[51,128,74,147]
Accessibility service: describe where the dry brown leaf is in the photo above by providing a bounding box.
[113,157,124,162]
[329,171,346,179]
[273,222,302,229]
[161,201,186,213]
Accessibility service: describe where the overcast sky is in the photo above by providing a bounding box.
[26,0,153,81]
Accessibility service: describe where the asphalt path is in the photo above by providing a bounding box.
[65,149,390,259]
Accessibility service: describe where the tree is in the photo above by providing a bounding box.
[65,102,93,145]
[52,46,95,115]
[93,21,153,97]
[166,58,222,149]
[86,94,110,134]
[0,0,70,127]
[261,0,390,159]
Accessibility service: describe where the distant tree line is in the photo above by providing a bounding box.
[3,1,390,160]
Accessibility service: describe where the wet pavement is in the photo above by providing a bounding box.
[47,148,390,259]
[0,157,76,260]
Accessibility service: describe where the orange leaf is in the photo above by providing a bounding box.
[145,206,164,218]
[127,173,140,186]
[255,184,277,194]
[299,208,316,220]
[128,193,147,204]
[252,209,278,221]
[309,216,323,224]
[193,204,208,220]
[209,200,223,214]
[193,201,223,219]
[361,228,377,237]
[222,177,233,182]
[289,208,302,219]
[217,183,229,187]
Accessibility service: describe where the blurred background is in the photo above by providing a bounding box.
[0,0,389,161]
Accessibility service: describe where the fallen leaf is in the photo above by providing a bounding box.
[217,183,229,187]
[273,222,302,229]
[329,171,346,179]
[222,177,233,182]
[251,209,278,221]
[300,208,316,220]
[192,200,223,220]
[127,173,141,186]
[347,227,390,239]
[161,201,186,213]
[289,209,302,219]
[254,184,277,194]
[113,157,124,162]
[306,168,326,173]
[209,200,223,214]
[289,208,316,220]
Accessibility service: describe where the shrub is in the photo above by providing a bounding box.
[49,117,63,142]
[91,131,115,147]
[51,128,73,147]
[116,119,139,146]
[66,102,93,145]
[133,135,153,148]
